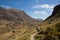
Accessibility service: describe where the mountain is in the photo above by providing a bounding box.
[0,7,42,40]
[0,7,40,25]
[35,18,43,22]
[43,4,60,25]
[45,4,60,21]
[34,4,60,40]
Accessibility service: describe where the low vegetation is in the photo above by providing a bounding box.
[0,4,60,40]
[34,4,60,40]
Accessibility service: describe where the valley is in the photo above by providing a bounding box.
[0,4,60,40]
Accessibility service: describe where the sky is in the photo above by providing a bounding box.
[0,0,60,20]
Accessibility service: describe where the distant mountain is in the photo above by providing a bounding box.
[35,18,43,22]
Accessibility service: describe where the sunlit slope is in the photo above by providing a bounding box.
[0,7,41,40]
[34,4,60,40]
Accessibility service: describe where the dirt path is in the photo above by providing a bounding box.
[30,33,37,40]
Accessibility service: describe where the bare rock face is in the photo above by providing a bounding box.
[45,4,60,21]
[52,4,60,17]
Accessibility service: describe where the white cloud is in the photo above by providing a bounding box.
[32,4,55,20]
[5,6,11,9]
[0,5,11,9]
[33,4,55,9]
[34,11,47,15]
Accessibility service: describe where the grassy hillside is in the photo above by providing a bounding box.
[34,4,60,40]
[0,21,37,40]
[0,7,40,40]
[0,23,37,40]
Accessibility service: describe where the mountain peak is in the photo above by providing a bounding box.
[52,4,60,16]
[44,4,60,21]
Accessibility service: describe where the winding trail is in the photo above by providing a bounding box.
[30,33,37,40]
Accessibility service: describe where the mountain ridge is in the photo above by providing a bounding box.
[44,4,60,22]
[34,4,60,40]
[0,7,41,25]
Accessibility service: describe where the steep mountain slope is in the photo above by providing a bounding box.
[0,7,41,34]
[43,4,60,25]
[0,7,40,25]
[0,7,41,40]
[46,4,60,20]
[34,4,60,40]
